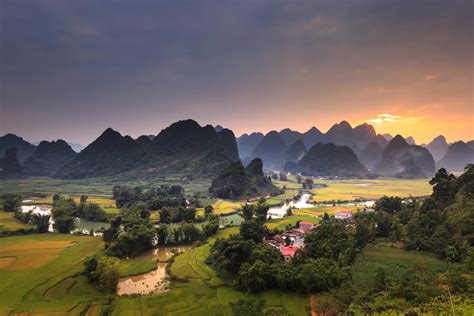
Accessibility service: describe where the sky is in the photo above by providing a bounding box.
[1,0,473,145]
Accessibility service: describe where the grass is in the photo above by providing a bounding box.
[0,211,35,231]
[266,215,318,230]
[117,258,157,277]
[351,242,449,289]
[0,226,309,315]
[0,233,102,315]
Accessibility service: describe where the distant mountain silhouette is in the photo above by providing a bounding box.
[237,132,264,159]
[352,123,377,149]
[372,134,390,149]
[468,140,474,150]
[374,135,435,178]
[438,141,474,172]
[357,134,390,170]
[239,121,377,163]
[0,147,23,176]
[57,128,143,179]
[358,141,384,170]
[405,136,416,145]
[0,134,36,163]
[279,128,304,146]
[57,119,239,179]
[426,135,449,161]
[284,140,307,163]
[23,140,77,176]
[135,135,153,146]
[209,158,278,199]
[286,143,369,178]
[301,127,324,148]
[382,133,393,141]
[68,142,85,153]
[249,131,288,170]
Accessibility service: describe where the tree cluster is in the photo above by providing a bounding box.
[83,255,120,293]
[355,166,474,262]
[207,202,353,294]
[112,185,190,209]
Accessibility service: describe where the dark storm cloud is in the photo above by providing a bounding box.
[1,0,472,144]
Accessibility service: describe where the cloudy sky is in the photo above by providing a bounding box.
[1,0,472,144]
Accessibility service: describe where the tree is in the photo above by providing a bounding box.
[304,222,356,265]
[240,219,265,243]
[251,243,282,265]
[241,204,254,220]
[322,212,330,222]
[373,266,387,291]
[204,205,214,217]
[33,214,50,233]
[430,168,458,208]
[446,268,468,293]
[83,255,120,293]
[374,196,402,213]
[103,216,122,244]
[230,298,265,316]
[207,235,255,274]
[106,223,155,258]
[302,178,314,189]
[203,215,219,237]
[156,224,168,245]
[1,194,22,212]
[296,174,302,184]
[254,199,269,222]
[237,260,270,292]
[53,216,76,234]
[182,223,203,243]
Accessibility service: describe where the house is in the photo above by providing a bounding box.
[298,221,315,233]
[280,246,298,262]
[334,211,352,220]
[263,239,280,249]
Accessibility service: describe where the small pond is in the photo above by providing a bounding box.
[116,245,192,296]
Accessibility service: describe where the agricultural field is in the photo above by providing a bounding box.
[30,194,120,215]
[0,211,35,231]
[0,233,103,315]
[351,242,449,289]
[0,227,309,315]
[0,176,212,198]
[310,178,432,202]
[196,199,243,217]
[272,177,432,203]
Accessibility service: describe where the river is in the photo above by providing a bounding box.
[267,193,313,219]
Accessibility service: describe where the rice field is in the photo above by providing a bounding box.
[0,227,309,315]
[0,211,35,231]
[272,178,432,203]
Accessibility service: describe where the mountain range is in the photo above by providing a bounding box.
[57,119,239,179]
[1,119,472,179]
[437,141,474,172]
[374,135,435,178]
[23,140,77,176]
[209,158,278,199]
[285,143,370,178]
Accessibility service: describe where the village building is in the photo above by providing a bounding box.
[264,220,317,261]
[334,211,352,220]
